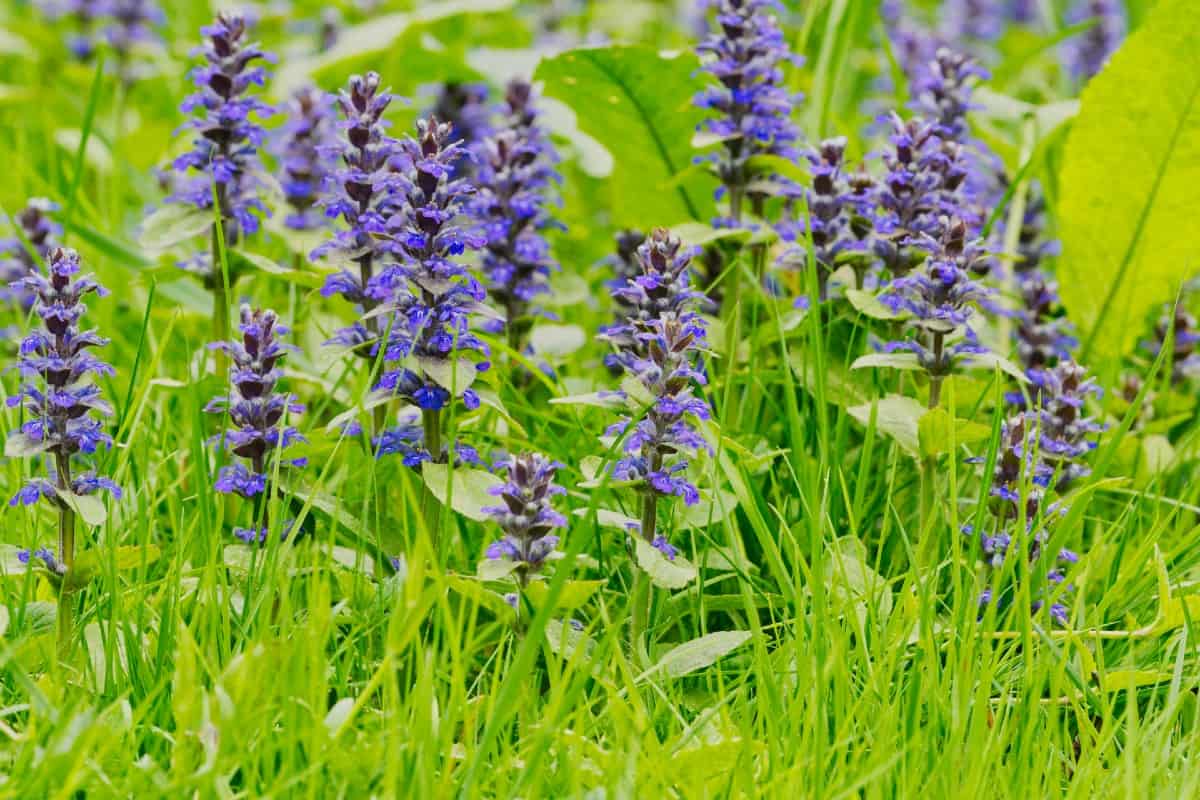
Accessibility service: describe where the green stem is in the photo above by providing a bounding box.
[55,454,76,664]
[629,492,658,666]
[920,331,946,564]
[422,407,443,549]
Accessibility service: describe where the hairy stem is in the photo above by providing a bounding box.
[55,453,76,663]
[422,407,443,548]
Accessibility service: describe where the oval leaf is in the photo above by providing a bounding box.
[1058,0,1200,361]
[535,46,715,227]
[634,537,697,589]
[648,630,752,679]
[421,463,503,522]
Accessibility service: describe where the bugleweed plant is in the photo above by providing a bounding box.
[6,1,1200,797]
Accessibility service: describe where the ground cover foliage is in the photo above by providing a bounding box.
[1,0,1200,796]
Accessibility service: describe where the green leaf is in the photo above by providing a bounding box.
[5,432,48,458]
[23,602,57,636]
[918,407,992,458]
[230,251,326,290]
[535,46,715,226]
[548,391,623,409]
[845,289,900,320]
[645,630,752,679]
[445,575,516,621]
[963,352,1029,383]
[60,491,108,527]
[678,487,739,529]
[421,463,503,522]
[1058,0,1200,361]
[524,580,604,612]
[824,537,893,623]
[572,507,640,529]
[670,222,752,250]
[138,204,212,251]
[477,557,519,582]
[417,356,479,394]
[529,324,587,360]
[544,619,595,662]
[850,352,922,372]
[620,375,656,408]
[72,545,161,586]
[847,395,925,458]
[274,0,515,93]
[634,537,698,589]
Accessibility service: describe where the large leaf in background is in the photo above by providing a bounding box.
[273,0,519,95]
[535,46,716,227]
[1058,0,1200,363]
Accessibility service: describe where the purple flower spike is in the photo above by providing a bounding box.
[40,0,106,61]
[368,116,490,457]
[968,367,1100,628]
[105,0,165,82]
[7,247,118,512]
[879,218,994,380]
[471,79,562,349]
[483,453,567,580]
[694,0,803,219]
[170,13,274,280]
[206,306,305,503]
[314,71,403,350]
[778,136,876,294]
[1063,0,1125,81]
[275,86,338,231]
[872,113,972,277]
[602,229,714,559]
[427,81,492,170]
[0,198,61,319]
[941,0,1007,43]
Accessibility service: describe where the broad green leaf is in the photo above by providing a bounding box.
[0,605,8,638]
[845,289,900,320]
[646,630,752,679]
[634,537,698,589]
[918,407,992,458]
[544,619,595,661]
[71,545,162,588]
[324,698,355,735]
[230,251,326,290]
[274,0,515,93]
[138,204,212,251]
[549,391,623,409]
[678,487,739,529]
[670,222,752,250]
[847,395,925,458]
[536,46,716,227]
[5,432,48,458]
[477,557,519,582]
[23,601,57,635]
[620,375,655,408]
[524,580,604,612]
[850,352,922,372]
[1058,0,1200,361]
[61,491,108,527]
[824,537,893,622]
[572,507,639,529]
[418,356,479,393]
[421,463,503,522]
[963,352,1029,383]
[529,324,587,360]
[445,575,516,621]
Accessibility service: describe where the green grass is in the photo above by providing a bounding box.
[2,0,1199,797]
